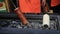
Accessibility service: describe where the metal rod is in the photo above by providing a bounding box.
[10,0,17,8]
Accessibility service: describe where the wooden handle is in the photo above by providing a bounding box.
[14,8,29,25]
[5,0,10,12]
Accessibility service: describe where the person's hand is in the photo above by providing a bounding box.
[42,0,46,6]
[14,7,19,12]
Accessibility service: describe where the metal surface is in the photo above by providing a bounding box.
[0,28,60,34]
[0,13,60,34]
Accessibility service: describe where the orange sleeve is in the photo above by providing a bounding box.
[51,0,60,7]
[19,0,41,13]
[59,0,60,4]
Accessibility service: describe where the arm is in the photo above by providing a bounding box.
[14,8,29,25]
